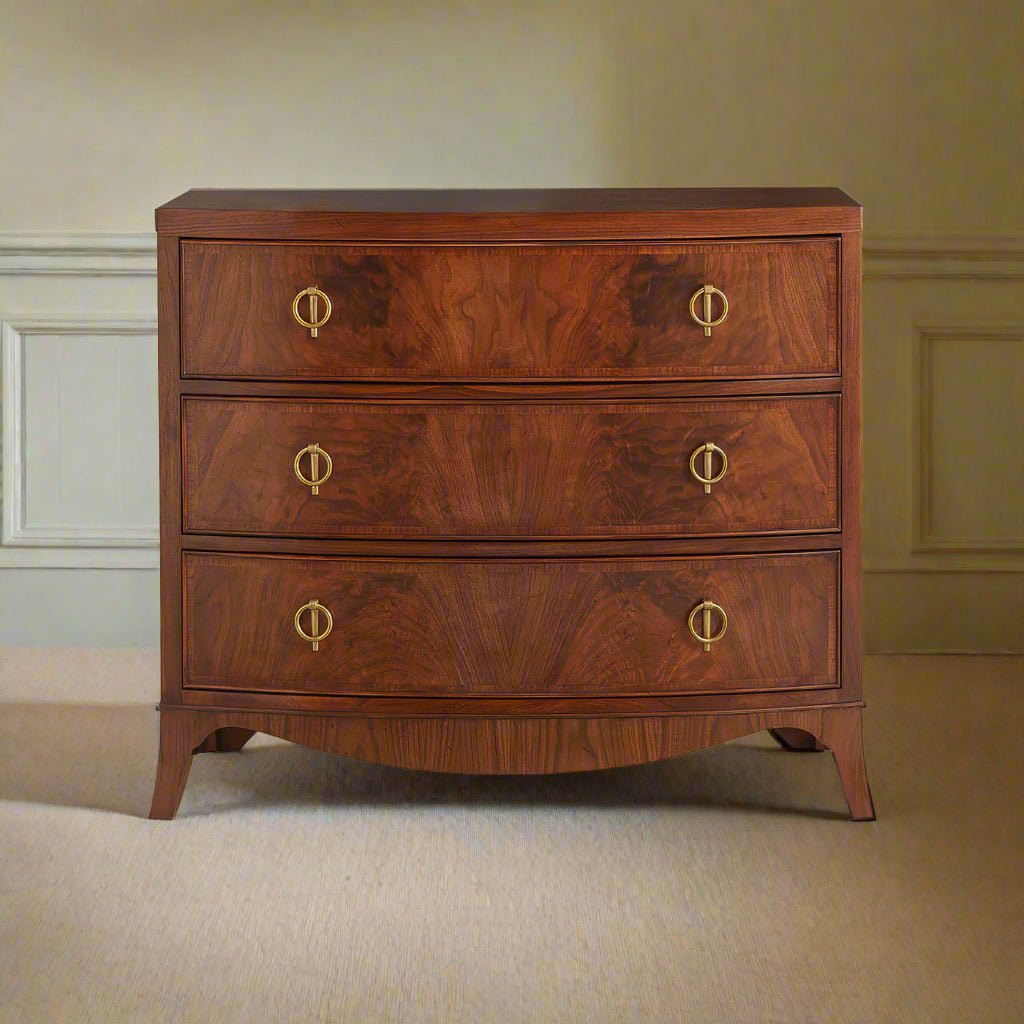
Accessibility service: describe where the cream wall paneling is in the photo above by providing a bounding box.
[862,236,1023,652]
[1,231,1022,648]
[0,233,156,276]
[0,233,158,582]
[912,321,1024,555]
[861,246,1024,577]
[0,315,158,568]
[864,235,1024,280]
[0,234,160,643]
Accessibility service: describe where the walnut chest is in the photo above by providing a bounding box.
[150,188,873,820]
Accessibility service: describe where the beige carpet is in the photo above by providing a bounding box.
[1,650,1022,1023]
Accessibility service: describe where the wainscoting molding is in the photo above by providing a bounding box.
[866,237,1024,575]
[863,233,1024,279]
[911,320,1024,556]
[0,315,158,568]
[4,231,1023,279]
[1,230,1021,648]
[863,234,1023,651]
[0,232,156,276]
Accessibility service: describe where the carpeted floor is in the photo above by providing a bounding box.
[0,649,1022,1023]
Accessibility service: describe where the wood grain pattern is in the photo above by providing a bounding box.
[183,551,839,697]
[149,703,874,820]
[838,231,864,709]
[157,187,861,240]
[166,530,845,561]
[182,395,840,538]
[176,376,842,400]
[158,233,184,706]
[179,685,855,718]
[181,240,839,380]
[153,189,871,822]
[161,187,863,213]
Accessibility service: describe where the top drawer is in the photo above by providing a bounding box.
[180,240,840,381]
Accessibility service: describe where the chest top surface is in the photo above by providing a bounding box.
[156,187,861,239]
[160,187,860,213]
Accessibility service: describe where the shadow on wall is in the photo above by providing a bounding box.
[6,1,1019,227]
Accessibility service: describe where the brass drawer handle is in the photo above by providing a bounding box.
[294,442,333,495]
[294,599,333,651]
[688,284,729,337]
[688,599,728,652]
[291,285,332,337]
[689,441,728,494]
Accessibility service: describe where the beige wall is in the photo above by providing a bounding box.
[0,0,1022,649]
[2,1,1022,232]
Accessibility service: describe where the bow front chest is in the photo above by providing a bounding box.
[150,188,874,820]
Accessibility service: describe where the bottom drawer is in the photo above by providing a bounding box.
[183,551,839,697]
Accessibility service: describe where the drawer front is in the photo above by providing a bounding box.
[183,396,839,538]
[181,240,839,380]
[183,552,839,696]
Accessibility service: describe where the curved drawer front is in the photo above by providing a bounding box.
[184,552,839,697]
[183,395,839,538]
[180,240,839,380]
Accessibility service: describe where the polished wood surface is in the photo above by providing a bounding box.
[175,376,841,400]
[161,187,862,213]
[183,395,839,538]
[838,231,863,721]
[179,686,855,718]
[157,234,185,711]
[158,187,861,240]
[153,188,871,819]
[149,703,874,821]
[181,240,838,380]
[170,531,844,560]
[183,551,838,697]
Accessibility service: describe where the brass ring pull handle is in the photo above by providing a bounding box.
[294,599,333,652]
[293,443,333,496]
[688,441,728,495]
[688,284,729,337]
[687,599,728,652]
[291,285,332,338]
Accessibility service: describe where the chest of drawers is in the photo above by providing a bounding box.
[150,188,874,820]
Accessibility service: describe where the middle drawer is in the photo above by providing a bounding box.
[183,395,839,539]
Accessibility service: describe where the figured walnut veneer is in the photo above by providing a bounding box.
[183,395,839,538]
[183,552,838,697]
[181,240,839,380]
[152,188,873,821]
